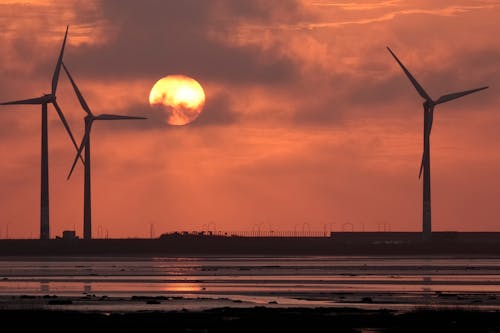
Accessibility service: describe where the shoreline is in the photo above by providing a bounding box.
[2,233,500,256]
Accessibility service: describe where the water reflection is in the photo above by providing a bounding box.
[84,282,92,294]
[40,281,49,293]
[422,276,432,291]
[0,257,499,309]
[162,282,201,292]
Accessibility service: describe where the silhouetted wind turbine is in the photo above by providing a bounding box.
[387,46,488,239]
[63,63,146,240]
[0,26,80,240]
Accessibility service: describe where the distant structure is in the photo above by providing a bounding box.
[0,26,80,240]
[57,230,78,240]
[63,63,146,240]
[387,47,488,239]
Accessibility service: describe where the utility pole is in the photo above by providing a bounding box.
[150,223,155,239]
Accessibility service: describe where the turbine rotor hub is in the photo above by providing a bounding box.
[43,94,56,103]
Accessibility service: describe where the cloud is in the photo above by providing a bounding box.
[301,4,497,30]
[192,93,240,126]
[310,0,400,11]
[60,0,301,87]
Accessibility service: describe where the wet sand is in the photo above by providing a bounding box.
[2,256,500,310]
[2,256,500,331]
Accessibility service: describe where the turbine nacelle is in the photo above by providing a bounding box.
[423,100,433,110]
[42,93,56,103]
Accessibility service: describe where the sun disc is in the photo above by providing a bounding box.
[149,75,205,125]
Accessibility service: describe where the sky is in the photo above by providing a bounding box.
[1,0,500,238]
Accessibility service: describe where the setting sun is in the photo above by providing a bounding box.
[149,75,206,125]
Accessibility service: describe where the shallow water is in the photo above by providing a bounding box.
[1,256,500,310]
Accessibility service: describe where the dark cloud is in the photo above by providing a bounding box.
[192,93,239,126]
[61,0,300,86]
[217,0,298,21]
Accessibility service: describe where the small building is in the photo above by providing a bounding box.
[60,230,78,240]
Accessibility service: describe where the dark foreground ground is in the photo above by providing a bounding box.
[1,307,500,332]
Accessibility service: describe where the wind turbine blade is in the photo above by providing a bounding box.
[68,128,90,180]
[95,114,147,120]
[387,47,431,101]
[52,25,69,95]
[62,63,92,115]
[0,97,45,105]
[435,86,489,105]
[52,100,84,165]
[418,153,424,179]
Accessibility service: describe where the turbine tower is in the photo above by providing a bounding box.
[387,47,488,239]
[63,63,146,240]
[0,26,80,240]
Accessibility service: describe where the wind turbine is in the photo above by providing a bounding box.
[63,63,146,240]
[0,26,80,240]
[387,46,488,239]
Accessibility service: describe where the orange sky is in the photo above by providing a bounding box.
[1,0,500,238]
